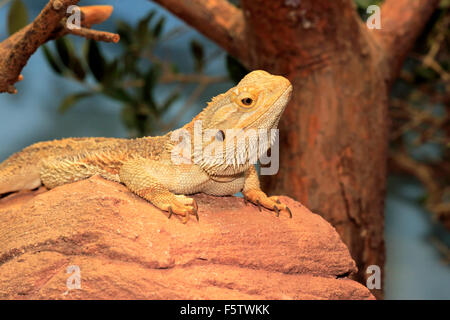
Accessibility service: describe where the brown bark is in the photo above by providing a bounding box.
[152,0,247,63]
[153,0,441,298]
[0,1,119,94]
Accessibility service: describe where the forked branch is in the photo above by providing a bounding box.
[0,0,119,94]
[151,0,247,64]
[372,0,441,81]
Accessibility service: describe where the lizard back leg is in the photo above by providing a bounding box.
[119,158,199,223]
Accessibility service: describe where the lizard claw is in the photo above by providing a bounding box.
[193,206,199,222]
[192,199,198,211]
[256,199,262,212]
[286,206,292,218]
[190,199,199,221]
[274,205,280,217]
[243,190,293,218]
[164,195,199,223]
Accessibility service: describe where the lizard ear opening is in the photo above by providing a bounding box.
[215,130,225,141]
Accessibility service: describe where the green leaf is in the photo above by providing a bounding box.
[58,92,94,113]
[143,10,157,24]
[102,59,120,86]
[42,45,63,75]
[226,54,248,84]
[102,87,134,104]
[143,65,162,101]
[86,40,106,82]
[55,37,85,80]
[8,0,28,35]
[116,20,134,46]
[137,10,156,41]
[70,57,86,81]
[415,66,437,81]
[152,17,166,38]
[137,21,149,44]
[55,37,72,68]
[190,40,204,72]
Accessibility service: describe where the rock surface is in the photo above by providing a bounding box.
[0,176,374,300]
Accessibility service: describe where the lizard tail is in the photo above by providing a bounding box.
[0,137,119,195]
[0,152,42,195]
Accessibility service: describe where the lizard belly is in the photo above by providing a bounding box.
[201,176,245,196]
[149,163,209,195]
[148,162,244,196]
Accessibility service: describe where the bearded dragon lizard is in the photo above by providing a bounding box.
[0,70,293,222]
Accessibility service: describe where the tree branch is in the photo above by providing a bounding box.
[151,0,247,64]
[65,26,120,43]
[372,0,441,81]
[0,1,119,94]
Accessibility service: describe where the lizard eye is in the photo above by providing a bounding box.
[241,98,253,106]
[236,92,257,108]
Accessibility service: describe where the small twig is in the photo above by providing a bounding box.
[66,26,120,43]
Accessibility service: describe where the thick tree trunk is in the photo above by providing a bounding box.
[240,0,388,297]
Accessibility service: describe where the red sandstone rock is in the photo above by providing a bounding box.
[0,176,374,300]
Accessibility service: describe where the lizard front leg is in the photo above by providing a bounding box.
[242,166,292,218]
[119,158,198,223]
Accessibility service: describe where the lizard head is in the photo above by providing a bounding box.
[192,70,293,176]
[201,70,292,132]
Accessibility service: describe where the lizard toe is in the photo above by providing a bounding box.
[244,190,292,218]
[165,198,198,223]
